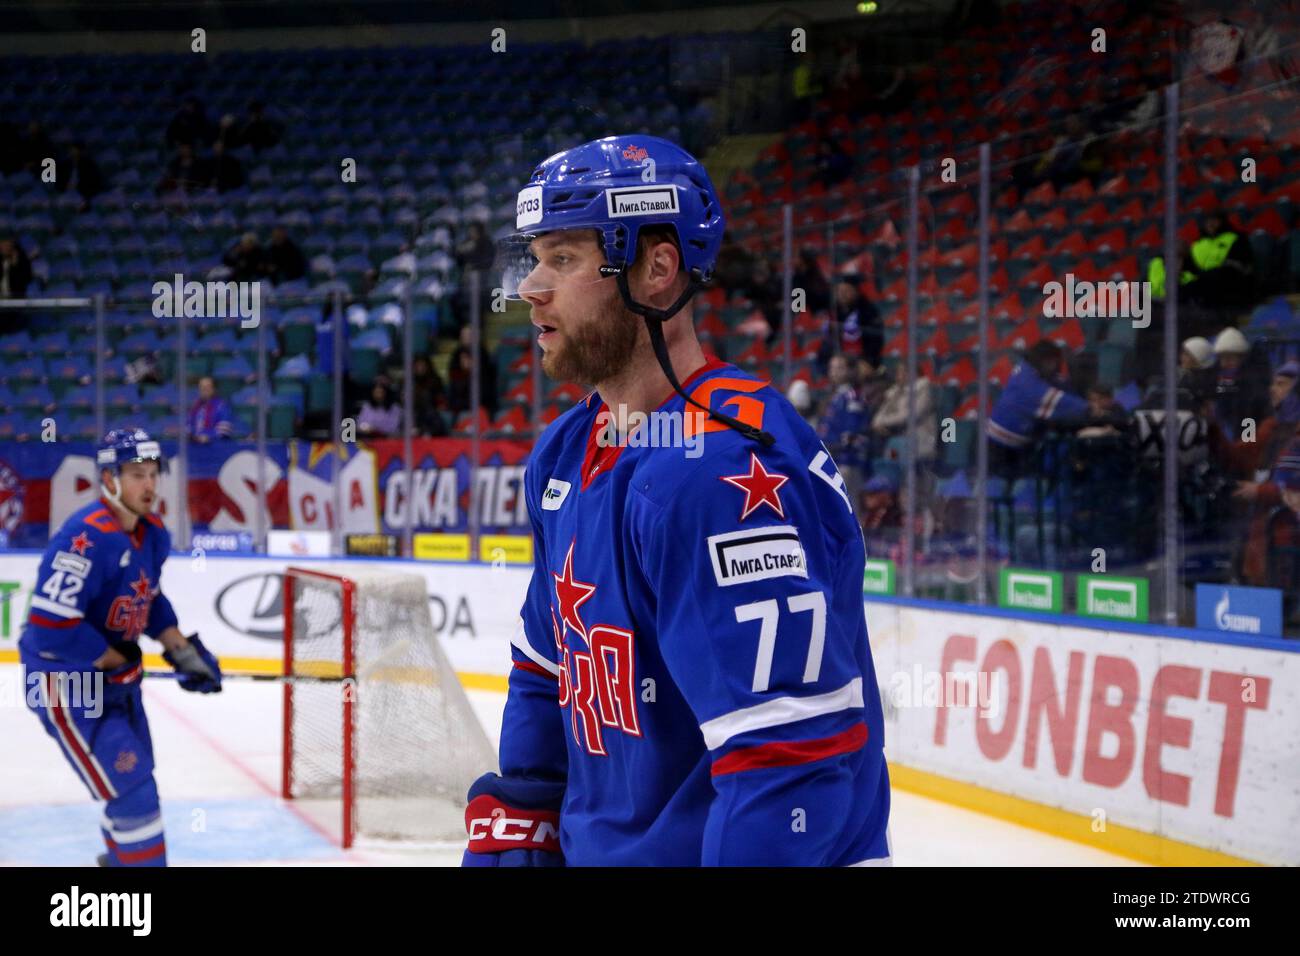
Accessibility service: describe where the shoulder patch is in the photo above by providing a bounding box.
[51,551,92,577]
[541,478,571,511]
[706,525,808,587]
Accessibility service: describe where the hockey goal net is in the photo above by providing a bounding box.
[281,566,496,848]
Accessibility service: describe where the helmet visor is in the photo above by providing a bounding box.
[497,232,616,300]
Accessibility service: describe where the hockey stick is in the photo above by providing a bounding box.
[146,670,349,683]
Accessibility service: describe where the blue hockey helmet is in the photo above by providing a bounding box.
[501,134,726,300]
[97,427,168,476]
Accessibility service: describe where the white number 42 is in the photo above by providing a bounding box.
[733,591,826,693]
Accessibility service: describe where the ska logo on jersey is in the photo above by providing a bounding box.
[720,452,789,521]
[69,532,93,555]
[107,569,154,641]
[550,539,642,756]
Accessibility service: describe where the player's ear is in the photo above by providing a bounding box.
[635,237,681,296]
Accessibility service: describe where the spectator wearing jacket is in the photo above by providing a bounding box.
[988,340,1093,478]
[188,377,234,442]
[816,353,872,510]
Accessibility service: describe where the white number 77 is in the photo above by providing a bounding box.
[733,591,826,693]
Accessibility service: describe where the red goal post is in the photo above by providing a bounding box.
[281,565,497,848]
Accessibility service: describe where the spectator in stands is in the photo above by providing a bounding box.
[988,340,1095,479]
[0,236,33,300]
[818,277,883,368]
[19,120,55,176]
[872,359,937,465]
[744,257,783,344]
[0,121,22,176]
[412,355,449,437]
[1210,327,1270,443]
[188,377,234,443]
[215,114,241,152]
[263,227,306,284]
[357,378,402,437]
[1239,438,1300,612]
[166,96,216,149]
[1184,209,1255,312]
[454,221,496,329]
[455,221,495,273]
[792,247,831,316]
[1220,361,1300,501]
[863,65,914,116]
[1149,210,1256,333]
[816,353,871,509]
[786,378,814,423]
[1179,335,1217,402]
[714,237,754,296]
[158,143,211,194]
[59,141,105,210]
[860,474,902,544]
[857,356,891,411]
[208,140,245,193]
[447,325,499,419]
[222,232,266,282]
[813,136,852,186]
[237,101,282,153]
[1028,114,1104,190]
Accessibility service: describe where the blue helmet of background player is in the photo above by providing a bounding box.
[501,134,725,301]
[97,427,167,505]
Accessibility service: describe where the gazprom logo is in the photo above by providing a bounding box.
[1214,590,1261,634]
[516,185,544,230]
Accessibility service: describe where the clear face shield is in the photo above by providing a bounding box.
[496,231,619,301]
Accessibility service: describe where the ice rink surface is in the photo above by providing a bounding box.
[0,664,1138,867]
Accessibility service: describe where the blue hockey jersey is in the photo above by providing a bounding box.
[988,362,1089,449]
[19,498,177,676]
[503,358,891,866]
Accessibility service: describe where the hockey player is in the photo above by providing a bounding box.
[463,136,890,866]
[19,428,222,866]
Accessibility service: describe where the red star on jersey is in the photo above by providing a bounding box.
[552,539,597,641]
[720,452,790,521]
[129,569,152,601]
[69,532,93,555]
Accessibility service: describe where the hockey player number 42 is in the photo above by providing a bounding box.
[40,570,85,607]
[733,591,826,693]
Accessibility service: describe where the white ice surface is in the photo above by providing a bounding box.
[0,664,1138,866]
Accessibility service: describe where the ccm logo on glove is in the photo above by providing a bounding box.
[464,794,560,853]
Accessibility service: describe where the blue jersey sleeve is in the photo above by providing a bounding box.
[634,436,873,865]
[24,524,113,666]
[497,467,569,785]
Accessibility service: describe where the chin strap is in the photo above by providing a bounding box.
[100,472,124,508]
[614,270,775,448]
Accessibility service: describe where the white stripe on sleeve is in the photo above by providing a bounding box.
[699,677,864,751]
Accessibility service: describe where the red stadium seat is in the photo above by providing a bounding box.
[1092,227,1127,254]
[548,382,587,404]
[1023,182,1057,207]
[503,378,534,405]
[1011,235,1046,260]
[491,405,531,435]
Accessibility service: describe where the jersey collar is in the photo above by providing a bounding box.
[580,357,732,490]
